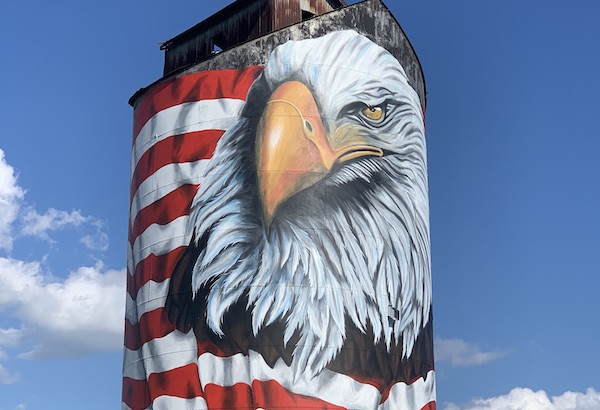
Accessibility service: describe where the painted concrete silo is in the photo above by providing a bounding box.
[123,1,434,409]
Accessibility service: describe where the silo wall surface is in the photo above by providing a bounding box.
[123,1,435,409]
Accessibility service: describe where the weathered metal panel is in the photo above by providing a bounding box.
[260,2,272,34]
[305,0,337,15]
[273,0,302,30]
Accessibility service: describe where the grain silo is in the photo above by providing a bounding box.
[123,1,434,408]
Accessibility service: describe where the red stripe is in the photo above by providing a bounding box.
[126,266,135,297]
[126,267,137,299]
[421,401,436,410]
[127,247,187,299]
[251,379,346,410]
[123,317,141,352]
[132,67,263,139]
[130,130,221,202]
[129,184,198,245]
[203,380,346,410]
[124,308,176,351]
[148,363,203,402]
[204,383,253,409]
[122,377,151,410]
[196,336,230,359]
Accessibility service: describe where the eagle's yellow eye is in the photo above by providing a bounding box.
[361,105,384,122]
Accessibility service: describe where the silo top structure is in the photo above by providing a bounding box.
[160,0,347,75]
[124,1,435,409]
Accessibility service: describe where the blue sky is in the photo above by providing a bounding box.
[1,1,599,409]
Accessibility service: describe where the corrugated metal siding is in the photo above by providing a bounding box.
[260,4,272,35]
[273,0,301,30]
[307,0,336,15]
[272,0,338,32]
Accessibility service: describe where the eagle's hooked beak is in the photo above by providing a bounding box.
[256,81,383,227]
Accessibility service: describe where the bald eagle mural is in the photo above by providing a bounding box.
[126,30,434,409]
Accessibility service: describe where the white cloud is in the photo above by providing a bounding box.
[80,225,110,252]
[445,387,600,410]
[0,149,25,251]
[0,363,20,385]
[14,404,27,410]
[435,338,510,366]
[19,207,111,252]
[0,257,125,359]
[20,208,87,241]
[0,327,23,384]
[0,328,23,347]
[1,150,109,254]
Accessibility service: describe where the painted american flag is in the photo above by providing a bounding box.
[122,67,436,410]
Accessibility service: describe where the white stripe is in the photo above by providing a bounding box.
[130,161,207,227]
[152,396,207,410]
[130,216,191,270]
[127,241,134,278]
[380,372,436,409]
[125,279,170,325]
[198,352,435,409]
[122,401,151,410]
[123,330,197,380]
[122,343,146,380]
[122,397,208,410]
[132,99,244,177]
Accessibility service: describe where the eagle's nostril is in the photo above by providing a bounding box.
[303,119,315,138]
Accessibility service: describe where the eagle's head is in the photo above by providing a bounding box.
[168,30,431,381]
